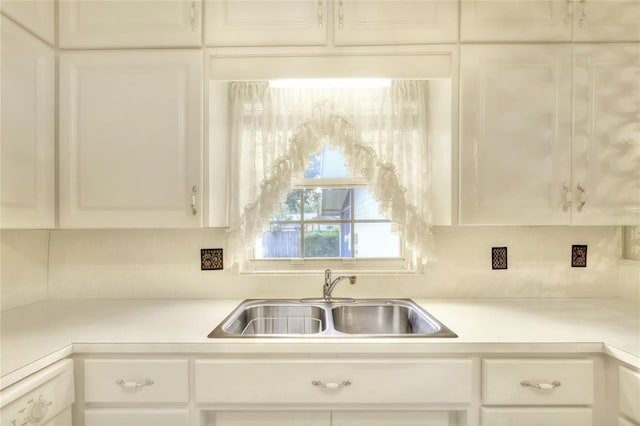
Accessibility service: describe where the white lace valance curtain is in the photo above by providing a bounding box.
[227,80,433,268]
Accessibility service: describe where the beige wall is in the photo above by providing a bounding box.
[0,230,50,311]
[619,260,640,302]
[45,226,621,300]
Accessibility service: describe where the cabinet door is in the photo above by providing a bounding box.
[461,0,572,41]
[1,17,55,229]
[332,411,452,426]
[212,411,330,426]
[460,45,573,225]
[334,0,458,45]
[59,51,202,228]
[573,0,640,41]
[205,0,327,46]
[85,408,189,426]
[58,1,202,48]
[572,44,640,225]
[480,407,592,426]
[0,0,55,44]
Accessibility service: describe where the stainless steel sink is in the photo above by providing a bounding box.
[208,299,457,338]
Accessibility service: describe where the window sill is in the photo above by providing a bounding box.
[239,258,420,275]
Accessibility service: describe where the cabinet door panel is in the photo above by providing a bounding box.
[59,1,202,48]
[205,0,327,46]
[573,0,640,41]
[572,44,640,225]
[460,45,572,225]
[1,17,55,229]
[334,0,458,45]
[213,411,330,426]
[85,409,189,426]
[332,411,451,426]
[461,0,571,41]
[480,407,592,426]
[59,51,202,228]
[0,0,55,44]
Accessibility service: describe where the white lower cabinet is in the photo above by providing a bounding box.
[481,358,595,426]
[619,366,640,425]
[82,358,190,426]
[480,407,592,426]
[211,411,330,426]
[77,354,612,426]
[194,358,472,404]
[85,409,190,426]
[332,411,453,426]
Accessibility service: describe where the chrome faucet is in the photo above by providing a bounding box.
[323,269,356,301]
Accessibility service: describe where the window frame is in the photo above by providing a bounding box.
[245,176,412,274]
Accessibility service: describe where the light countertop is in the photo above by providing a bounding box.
[1,298,639,389]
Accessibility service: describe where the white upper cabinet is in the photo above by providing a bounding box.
[461,0,640,41]
[1,16,55,229]
[0,0,55,44]
[572,44,640,225]
[460,44,573,225]
[334,0,458,45]
[58,0,202,48]
[59,50,203,228]
[205,0,328,46]
[204,0,457,46]
[461,0,572,41]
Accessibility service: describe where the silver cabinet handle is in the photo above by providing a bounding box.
[521,380,561,390]
[191,186,197,216]
[577,183,587,211]
[563,182,572,212]
[115,378,154,389]
[312,380,351,389]
[190,1,197,32]
[317,0,323,29]
[338,0,344,30]
[564,0,574,27]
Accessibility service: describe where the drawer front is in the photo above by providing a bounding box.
[619,366,640,423]
[480,407,592,426]
[84,408,189,426]
[84,359,188,403]
[482,359,594,405]
[195,358,472,404]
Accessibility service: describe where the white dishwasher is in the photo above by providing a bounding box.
[1,359,75,426]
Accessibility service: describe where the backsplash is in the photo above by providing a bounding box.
[1,226,628,311]
[0,231,50,311]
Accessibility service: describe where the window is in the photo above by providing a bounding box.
[255,147,401,260]
[227,79,434,272]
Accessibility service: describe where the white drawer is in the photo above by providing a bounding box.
[480,407,592,426]
[195,358,472,404]
[84,359,189,403]
[84,408,189,426]
[482,359,594,405]
[619,366,640,423]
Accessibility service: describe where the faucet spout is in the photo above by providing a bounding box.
[323,269,356,301]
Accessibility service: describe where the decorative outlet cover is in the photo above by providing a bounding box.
[572,245,587,267]
[492,247,508,270]
[201,248,223,270]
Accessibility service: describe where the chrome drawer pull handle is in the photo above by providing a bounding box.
[115,378,154,389]
[312,380,351,389]
[520,380,561,390]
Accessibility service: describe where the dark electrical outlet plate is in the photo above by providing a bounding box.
[492,247,508,270]
[201,249,223,270]
[572,245,588,267]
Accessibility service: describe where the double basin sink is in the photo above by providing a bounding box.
[208,299,457,338]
